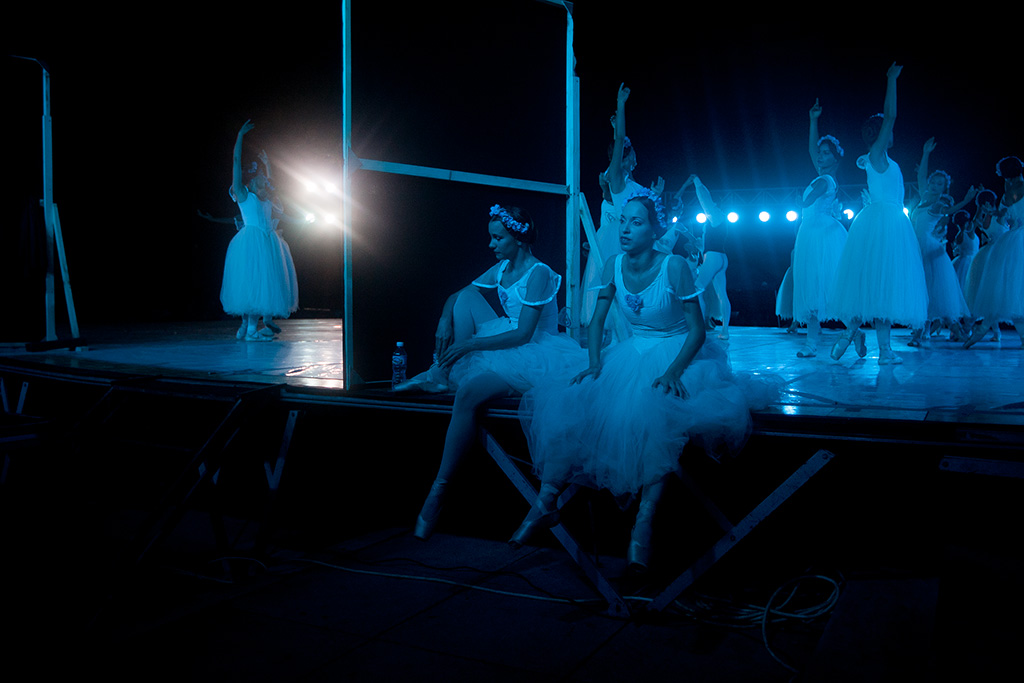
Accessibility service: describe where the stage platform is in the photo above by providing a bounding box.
[3,320,1023,679]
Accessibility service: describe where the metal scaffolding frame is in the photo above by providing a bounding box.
[340,0,585,389]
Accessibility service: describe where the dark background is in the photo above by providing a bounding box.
[3,3,1019,380]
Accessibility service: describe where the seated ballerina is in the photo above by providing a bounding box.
[397,204,586,540]
[514,191,779,573]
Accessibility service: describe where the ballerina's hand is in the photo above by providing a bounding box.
[571,366,601,385]
[887,62,902,79]
[651,176,665,196]
[238,119,255,137]
[923,137,937,154]
[652,373,688,398]
[809,98,822,119]
[617,82,630,106]
[437,340,472,370]
[434,319,454,361]
[258,149,269,167]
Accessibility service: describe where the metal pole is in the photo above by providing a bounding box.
[41,67,56,342]
[341,0,356,389]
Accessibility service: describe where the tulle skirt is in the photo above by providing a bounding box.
[920,239,970,321]
[952,252,975,299]
[792,215,847,323]
[775,266,793,320]
[448,318,588,394]
[971,228,1024,323]
[220,226,299,318]
[830,202,927,326]
[520,334,781,501]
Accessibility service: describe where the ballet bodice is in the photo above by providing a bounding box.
[235,192,274,232]
[473,260,561,338]
[802,174,840,219]
[857,153,905,206]
[613,254,699,339]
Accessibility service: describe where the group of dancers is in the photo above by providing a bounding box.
[387,63,1023,575]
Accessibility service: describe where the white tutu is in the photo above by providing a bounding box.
[792,177,847,323]
[951,232,979,298]
[830,155,927,326]
[220,195,298,318]
[915,212,969,321]
[449,320,586,394]
[520,254,781,502]
[971,227,1024,323]
[775,266,793,320]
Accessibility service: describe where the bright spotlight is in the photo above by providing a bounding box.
[325,213,338,225]
[844,209,854,220]
[303,179,317,193]
[727,212,739,223]
[696,213,708,224]
[672,216,678,223]
[304,212,316,223]
[758,211,770,222]
[324,182,339,194]
[903,207,910,217]
[786,210,799,222]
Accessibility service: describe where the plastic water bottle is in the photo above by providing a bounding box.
[391,341,407,390]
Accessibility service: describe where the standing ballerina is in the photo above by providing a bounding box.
[964,156,1024,348]
[514,191,778,573]
[398,205,586,540]
[220,120,299,340]
[909,193,970,345]
[829,63,928,364]
[580,83,648,340]
[690,175,732,340]
[791,99,848,357]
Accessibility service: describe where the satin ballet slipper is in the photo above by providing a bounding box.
[796,344,817,358]
[963,325,988,350]
[878,348,903,365]
[394,363,449,394]
[413,479,447,540]
[264,319,282,334]
[508,484,562,549]
[853,329,867,358]
[627,499,657,574]
[830,333,853,361]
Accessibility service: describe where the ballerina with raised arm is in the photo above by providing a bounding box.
[398,205,585,540]
[514,190,779,573]
[828,63,928,364]
[220,120,299,341]
[790,99,848,357]
[689,175,732,340]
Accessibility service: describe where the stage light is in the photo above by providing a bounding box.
[672,216,678,223]
[324,182,340,195]
[903,207,910,217]
[304,212,316,223]
[302,179,318,193]
[844,209,854,220]
[727,212,739,223]
[786,210,799,222]
[758,211,770,222]
[325,213,338,225]
[696,212,708,224]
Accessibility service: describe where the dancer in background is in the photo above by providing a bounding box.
[397,205,586,540]
[515,191,777,573]
[581,83,649,342]
[690,175,732,340]
[829,63,927,364]
[964,156,1024,348]
[220,121,299,340]
[950,209,978,296]
[909,193,970,345]
[791,99,848,357]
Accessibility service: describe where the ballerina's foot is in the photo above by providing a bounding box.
[796,345,817,358]
[394,364,449,393]
[258,327,275,338]
[265,320,282,334]
[830,336,852,361]
[236,325,247,340]
[878,351,903,365]
[245,332,273,342]
[718,332,729,341]
[853,330,867,358]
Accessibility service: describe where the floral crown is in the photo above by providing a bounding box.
[996,156,1023,178]
[818,135,844,158]
[929,169,952,189]
[489,205,530,236]
[625,188,667,230]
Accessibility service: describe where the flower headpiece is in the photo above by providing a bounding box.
[489,205,530,236]
[818,135,845,158]
[625,188,667,230]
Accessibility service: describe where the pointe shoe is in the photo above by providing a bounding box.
[963,326,987,350]
[796,344,817,358]
[258,327,275,338]
[413,480,447,540]
[394,363,449,393]
[878,349,903,365]
[627,500,656,573]
[853,330,867,358]
[264,320,282,334]
[236,324,247,340]
[508,484,562,549]
[830,334,852,361]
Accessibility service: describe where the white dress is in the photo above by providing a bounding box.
[792,175,848,323]
[520,254,779,501]
[951,231,979,296]
[971,198,1024,323]
[912,208,970,321]
[963,217,1008,313]
[830,154,928,326]
[220,192,299,318]
[447,260,587,394]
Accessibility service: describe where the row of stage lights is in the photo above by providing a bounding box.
[676,208,858,225]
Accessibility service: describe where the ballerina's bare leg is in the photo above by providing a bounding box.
[696,251,730,340]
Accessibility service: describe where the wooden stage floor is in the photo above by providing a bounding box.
[3,319,1022,432]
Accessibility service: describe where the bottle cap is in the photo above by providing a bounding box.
[397,341,404,347]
